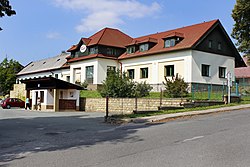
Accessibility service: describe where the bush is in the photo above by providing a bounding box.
[163,74,188,98]
[135,81,153,97]
[99,70,152,98]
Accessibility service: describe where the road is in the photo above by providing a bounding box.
[1,108,250,167]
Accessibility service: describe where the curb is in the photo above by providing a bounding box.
[127,104,250,124]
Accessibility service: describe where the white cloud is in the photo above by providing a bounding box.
[46,32,61,39]
[53,0,161,33]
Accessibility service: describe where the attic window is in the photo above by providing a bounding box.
[127,46,136,54]
[31,64,34,67]
[57,58,60,61]
[164,39,176,48]
[139,43,149,52]
[43,62,46,64]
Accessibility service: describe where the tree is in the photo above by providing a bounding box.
[0,58,23,96]
[163,74,188,98]
[0,0,16,30]
[231,0,250,54]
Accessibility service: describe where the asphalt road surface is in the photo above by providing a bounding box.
[1,108,250,167]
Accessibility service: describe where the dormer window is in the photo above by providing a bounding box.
[127,46,136,54]
[163,32,184,48]
[139,43,149,52]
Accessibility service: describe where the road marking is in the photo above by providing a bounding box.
[183,136,204,142]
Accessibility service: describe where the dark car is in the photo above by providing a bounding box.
[1,98,25,109]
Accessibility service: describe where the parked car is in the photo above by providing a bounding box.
[1,98,25,109]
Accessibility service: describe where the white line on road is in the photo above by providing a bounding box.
[182,136,204,142]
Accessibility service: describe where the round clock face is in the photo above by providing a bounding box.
[80,44,87,53]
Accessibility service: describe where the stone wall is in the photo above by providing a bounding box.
[10,84,26,101]
[84,98,187,115]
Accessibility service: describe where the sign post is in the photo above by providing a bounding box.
[227,72,232,104]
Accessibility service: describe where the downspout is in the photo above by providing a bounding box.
[118,60,122,74]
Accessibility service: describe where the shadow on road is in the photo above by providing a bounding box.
[0,114,162,164]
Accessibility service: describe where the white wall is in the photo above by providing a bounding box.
[120,50,192,84]
[191,50,234,85]
[97,59,119,83]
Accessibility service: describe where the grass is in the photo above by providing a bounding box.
[111,100,250,119]
[80,90,102,98]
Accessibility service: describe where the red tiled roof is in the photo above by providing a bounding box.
[235,57,250,78]
[137,37,158,44]
[88,28,133,48]
[164,31,185,39]
[67,54,117,63]
[119,20,219,60]
[67,45,78,52]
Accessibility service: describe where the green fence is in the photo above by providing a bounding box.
[190,82,246,101]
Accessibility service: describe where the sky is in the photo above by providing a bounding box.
[0,0,237,66]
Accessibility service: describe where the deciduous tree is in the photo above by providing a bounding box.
[0,0,16,30]
[232,0,250,54]
[0,58,23,96]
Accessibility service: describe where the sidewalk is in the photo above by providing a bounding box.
[129,104,250,123]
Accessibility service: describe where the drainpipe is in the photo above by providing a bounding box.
[118,61,122,74]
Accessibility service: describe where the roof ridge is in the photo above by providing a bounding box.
[134,19,219,39]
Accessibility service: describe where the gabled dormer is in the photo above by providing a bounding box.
[126,40,139,54]
[137,37,158,52]
[67,38,91,58]
[163,32,184,48]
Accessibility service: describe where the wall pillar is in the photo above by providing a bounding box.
[53,89,60,111]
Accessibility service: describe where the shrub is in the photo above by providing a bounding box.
[99,70,152,98]
[163,73,188,98]
[135,81,153,97]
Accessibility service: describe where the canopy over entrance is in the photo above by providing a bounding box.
[20,77,84,90]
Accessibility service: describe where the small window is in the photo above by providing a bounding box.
[218,42,222,50]
[89,46,98,54]
[40,91,44,103]
[127,69,135,79]
[165,65,174,77]
[140,68,148,78]
[139,43,149,52]
[219,67,226,78]
[201,64,210,77]
[55,74,58,79]
[107,66,116,76]
[208,40,212,49]
[127,46,136,54]
[165,40,171,48]
[165,39,176,48]
[66,76,70,82]
[43,61,46,64]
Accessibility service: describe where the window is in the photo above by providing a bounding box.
[86,66,94,84]
[89,46,98,54]
[201,64,210,77]
[40,91,44,103]
[107,66,116,76]
[219,67,226,78]
[139,43,149,52]
[165,40,171,48]
[165,65,174,77]
[127,46,136,54]
[127,69,135,79]
[66,76,70,82]
[165,39,176,48]
[55,74,58,79]
[140,68,148,78]
[218,42,222,50]
[107,48,117,56]
[208,40,212,49]
[60,91,63,99]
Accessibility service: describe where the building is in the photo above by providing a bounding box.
[16,19,245,111]
[16,52,84,111]
[66,19,245,91]
[235,57,250,86]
